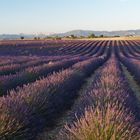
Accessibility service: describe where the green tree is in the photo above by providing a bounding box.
[20,36,24,40]
[70,34,77,39]
[34,37,37,40]
[88,33,96,38]
[100,35,104,38]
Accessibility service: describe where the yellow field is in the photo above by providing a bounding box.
[79,36,140,40]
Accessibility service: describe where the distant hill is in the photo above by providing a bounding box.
[50,29,140,37]
[0,34,46,40]
[0,29,140,39]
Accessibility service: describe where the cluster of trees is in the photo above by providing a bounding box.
[20,33,121,40]
[44,34,105,40]
[20,36,41,40]
[88,34,104,38]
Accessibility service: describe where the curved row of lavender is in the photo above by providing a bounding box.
[0,57,87,96]
[116,41,140,86]
[0,40,140,139]
[0,40,110,78]
[120,57,140,83]
[0,54,106,139]
[0,40,109,96]
[0,40,101,76]
[117,40,140,59]
[57,54,140,140]
[0,59,51,76]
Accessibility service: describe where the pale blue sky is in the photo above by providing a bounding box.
[0,0,140,34]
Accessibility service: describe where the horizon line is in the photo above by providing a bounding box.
[0,28,140,35]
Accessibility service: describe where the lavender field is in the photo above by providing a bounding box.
[0,40,140,140]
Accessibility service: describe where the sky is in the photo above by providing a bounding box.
[0,0,140,34]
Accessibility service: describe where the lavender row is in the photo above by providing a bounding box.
[0,57,30,67]
[0,56,105,139]
[57,55,140,140]
[0,59,47,76]
[0,57,86,96]
[116,40,140,59]
[119,54,140,84]
[0,40,86,56]
[0,56,75,76]
[0,40,109,57]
